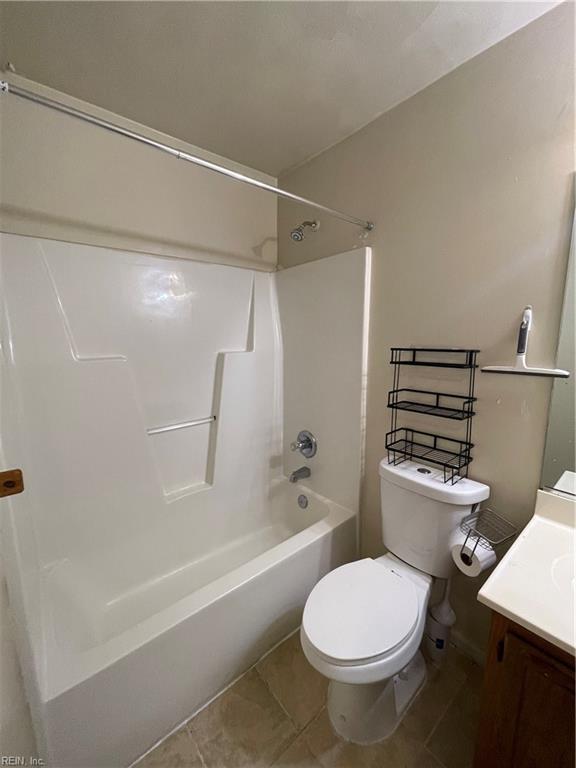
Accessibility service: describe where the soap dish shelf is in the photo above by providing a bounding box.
[460,508,517,551]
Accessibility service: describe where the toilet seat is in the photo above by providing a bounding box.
[302,558,420,667]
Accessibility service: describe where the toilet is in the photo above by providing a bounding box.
[301,459,490,744]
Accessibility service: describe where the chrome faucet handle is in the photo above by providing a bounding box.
[290,430,317,459]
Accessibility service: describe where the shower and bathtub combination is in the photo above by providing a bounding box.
[0,77,374,766]
[0,229,371,765]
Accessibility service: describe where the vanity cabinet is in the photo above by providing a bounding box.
[474,612,575,768]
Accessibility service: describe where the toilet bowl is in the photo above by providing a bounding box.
[300,459,490,744]
[301,554,432,744]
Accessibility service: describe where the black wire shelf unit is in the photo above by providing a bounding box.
[390,347,478,369]
[388,389,475,420]
[386,347,479,484]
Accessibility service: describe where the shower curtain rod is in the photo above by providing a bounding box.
[0,81,374,233]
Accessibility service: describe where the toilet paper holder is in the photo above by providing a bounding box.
[459,507,517,564]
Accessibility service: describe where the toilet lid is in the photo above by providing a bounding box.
[302,559,419,665]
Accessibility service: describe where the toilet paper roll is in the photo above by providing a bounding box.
[450,530,497,577]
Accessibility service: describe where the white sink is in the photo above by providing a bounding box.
[478,489,575,655]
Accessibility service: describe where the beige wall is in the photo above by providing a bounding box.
[542,220,575,488]
[0,74,277,270]
[278,5,574,657]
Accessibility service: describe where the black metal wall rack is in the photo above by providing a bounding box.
[386,347,479,484]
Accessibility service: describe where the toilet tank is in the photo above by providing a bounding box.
[379,460,490,578]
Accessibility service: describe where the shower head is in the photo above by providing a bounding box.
[290,227,304,242]
[289,220,319,242]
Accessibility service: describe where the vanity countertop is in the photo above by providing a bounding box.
[478,489,575,655]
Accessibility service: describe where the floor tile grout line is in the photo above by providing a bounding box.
[254,631,329,737]
[253,660,326,739]
[253,663,303,737]
[133,631,300,768]
[424,666,473,751]
[137,629,319,768]
[190,731,208,768]
[270,739,295,768]
[424,745,449,768]
[186,667,302,768]
[184,721,212,768]
[269,718,321,768]
[423,687,462,749]
[397,656,465,749]
[146,630,303,759]
[134,637,480,768]
[301,705,326,740]
[298,707,331,768]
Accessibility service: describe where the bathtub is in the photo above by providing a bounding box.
[34,480,356,767]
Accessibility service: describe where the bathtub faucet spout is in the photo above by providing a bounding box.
[289,466,311,483]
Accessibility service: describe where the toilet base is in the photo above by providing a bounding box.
[327,652,427,745]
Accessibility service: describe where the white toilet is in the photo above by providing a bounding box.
[301,459,490,744]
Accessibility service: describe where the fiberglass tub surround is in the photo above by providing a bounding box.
[2,234,283,686]
[0,234,369,766]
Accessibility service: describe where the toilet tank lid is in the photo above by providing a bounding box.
[379,460,490,505]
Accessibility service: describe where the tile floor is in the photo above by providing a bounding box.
[136,632,483,768]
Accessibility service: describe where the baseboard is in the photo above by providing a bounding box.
[450,629,487,667]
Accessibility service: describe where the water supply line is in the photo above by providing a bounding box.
[0,79,375,234]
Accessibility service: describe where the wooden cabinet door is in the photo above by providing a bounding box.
[475,616,575,768]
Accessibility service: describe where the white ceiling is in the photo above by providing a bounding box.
[0,2,559,176]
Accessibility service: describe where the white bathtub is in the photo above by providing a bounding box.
[37,481,356,766]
